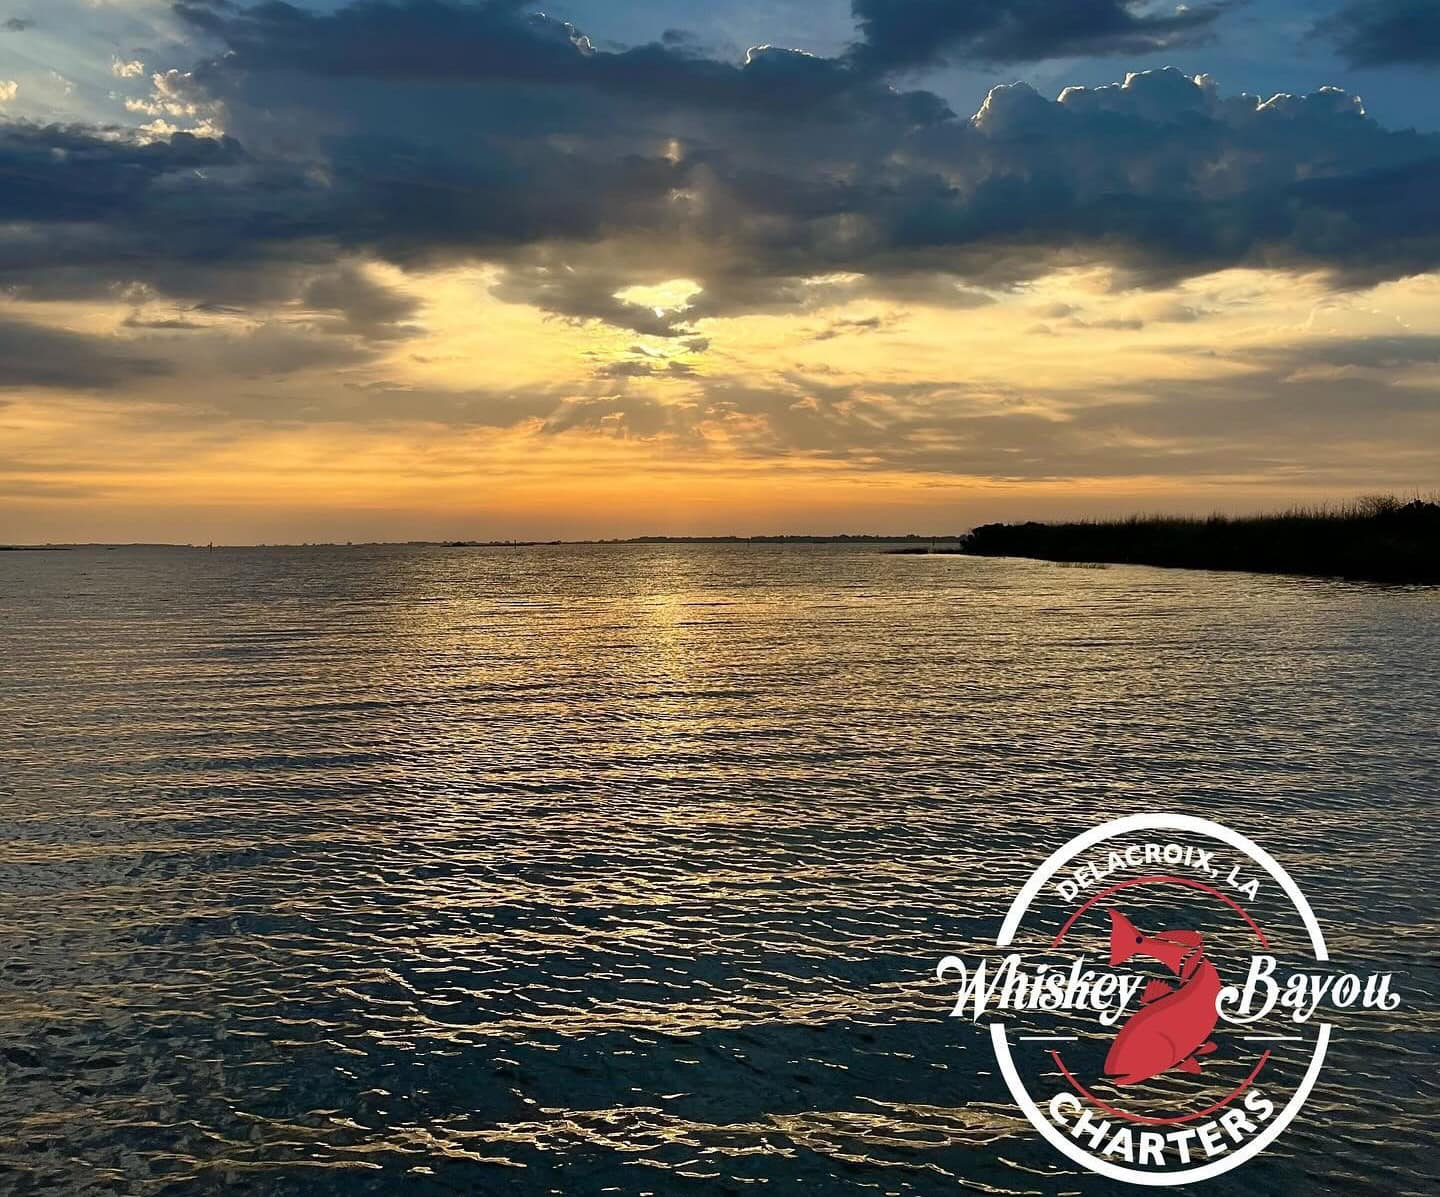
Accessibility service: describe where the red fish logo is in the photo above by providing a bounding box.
[1103,909,1221,1085]
[961,813,1350,1185]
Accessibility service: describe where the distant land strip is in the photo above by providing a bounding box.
[1,534,965,551]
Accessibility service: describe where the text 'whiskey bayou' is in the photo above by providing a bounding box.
[936,814,1403,1186]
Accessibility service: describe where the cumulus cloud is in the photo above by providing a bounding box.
[0,2,1437,341]
[174,0,938,115]
[848,0,1225,71]
[112,59,146,79]
[0,80,16,102]
[1320,1,1440,68]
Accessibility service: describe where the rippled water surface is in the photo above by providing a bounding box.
[1,544,1436,1196]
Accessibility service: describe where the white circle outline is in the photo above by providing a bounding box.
[990,812,1331,1186]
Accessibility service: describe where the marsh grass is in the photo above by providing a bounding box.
[960,494,1440,583]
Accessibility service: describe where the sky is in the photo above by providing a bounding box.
[1,1,1438,543]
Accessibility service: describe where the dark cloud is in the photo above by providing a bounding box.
[190,323,379,377]
[1253,334,1440,370]
[108,316,391,383]
[0,316,167,389]
[0,124,243,226]
[891,74,1440,287]
[151,6,1440,296]
[0,122,329,308]
[301,264,421,340]
[811,314,892,341]
[679,272,995,325]
[2,17,31,33]
[594,357,695,379]
[176,0,942,115]
[0,2,1437,345]
[848,0,1225,71]
[1320,1,1440,69]
[490,259,699,338]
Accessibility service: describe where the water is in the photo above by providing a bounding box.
[1,544,1436,1195]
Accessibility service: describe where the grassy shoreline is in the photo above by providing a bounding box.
[955,497,1440,584]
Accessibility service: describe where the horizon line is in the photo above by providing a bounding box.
[0,534,969,551]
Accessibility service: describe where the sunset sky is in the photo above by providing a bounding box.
[1,0,1438,542]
